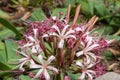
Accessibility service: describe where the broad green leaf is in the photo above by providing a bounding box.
[0,62,11,70]
[0,28,15,40]
[11,0,19,4]
[3,77,13,80]
[5,40,20,60]
[67,73,81,80]
[0,27,22,40]
[0,18,21,39]
[87,0,94,15]
[92,26,113,35]
[0,70,11,78]
[5,40,21,70]
[20,75,32,80]
[31,8,46,21]
[31,54,40,64]
[52,8,67,18]
[5,40,21,69]
[0,41,7,63]
[94,0,109,16]
[103,52,114,60]
[44,42,53,54]
[65,0,77,6]
[77,0,91,17]
[0,41,12,77]
[0,10,10,18]
[107,35,120,40]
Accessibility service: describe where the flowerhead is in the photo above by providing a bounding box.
[30,55,58,80]
[76,61,96,80]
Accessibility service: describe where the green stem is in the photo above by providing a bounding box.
[113,28,120,36]
[60,70,64,80]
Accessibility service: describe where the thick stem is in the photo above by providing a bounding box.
[66,4,71,24]
[60,69,64,80]
[39,38,47,57]
[71,5,81,28]
[70,39,80,65]
[85,16,98,31]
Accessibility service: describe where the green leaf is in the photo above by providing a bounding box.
[107,35,120,41]
[31,8,46,21]
[44,42,53,54]
[94,0,109,16]
[67,73,81,80]
[20,75,32,80]
[103,52,114,60]
[64,0,77,6]
[92,26,114,35]
[0,41,12,77]
[87,0,94,15]
[0,61,11,70]
[77,0,91,17]
[12,0,19,4]
[5,40,20,60]
[3,77,13,80]
[5,40,20,69]
[0,70,11,78]
[0,28,15,40]
[0,18,21,39]
[31,54,40,64]
[0,41,7,63]
[52,8,67,17]
[0,9,10,18]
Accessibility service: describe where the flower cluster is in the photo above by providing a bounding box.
[17,5,111,80]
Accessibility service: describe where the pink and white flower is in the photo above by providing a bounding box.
[18,51,33,71]
[23,29,43,53]
[50,24,76,48]
[76,61,96,80]
[30,55,58,79]
[76,36,99,64]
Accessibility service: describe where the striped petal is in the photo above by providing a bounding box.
[47,55,55,64]
[88,52,97,61]
[19,51,29,58]
[50,32,59,37]
[42,34,49,38]
[58,39,64,48]
[78,72,85,80]
[33,29,38,38]
[34,69,43,78]
[19,58,28,62]
[87,70,96,75]
[30,63,42,69]
[61,25,69,36]
[38,55,44,65]
[66,35,76,39]
[31,46,37,53]
[86,72,93,80]
[65,30,75,36]
[52,25,60,35]
[19,60,29,71]
[76,51,83,57]
[28,36,35,42]
[47,66,58,74]
[85,55,91,64]
[76,61,83,67]
[87,44,99,51]
[23,43,33,47]
[44,69,50,80]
